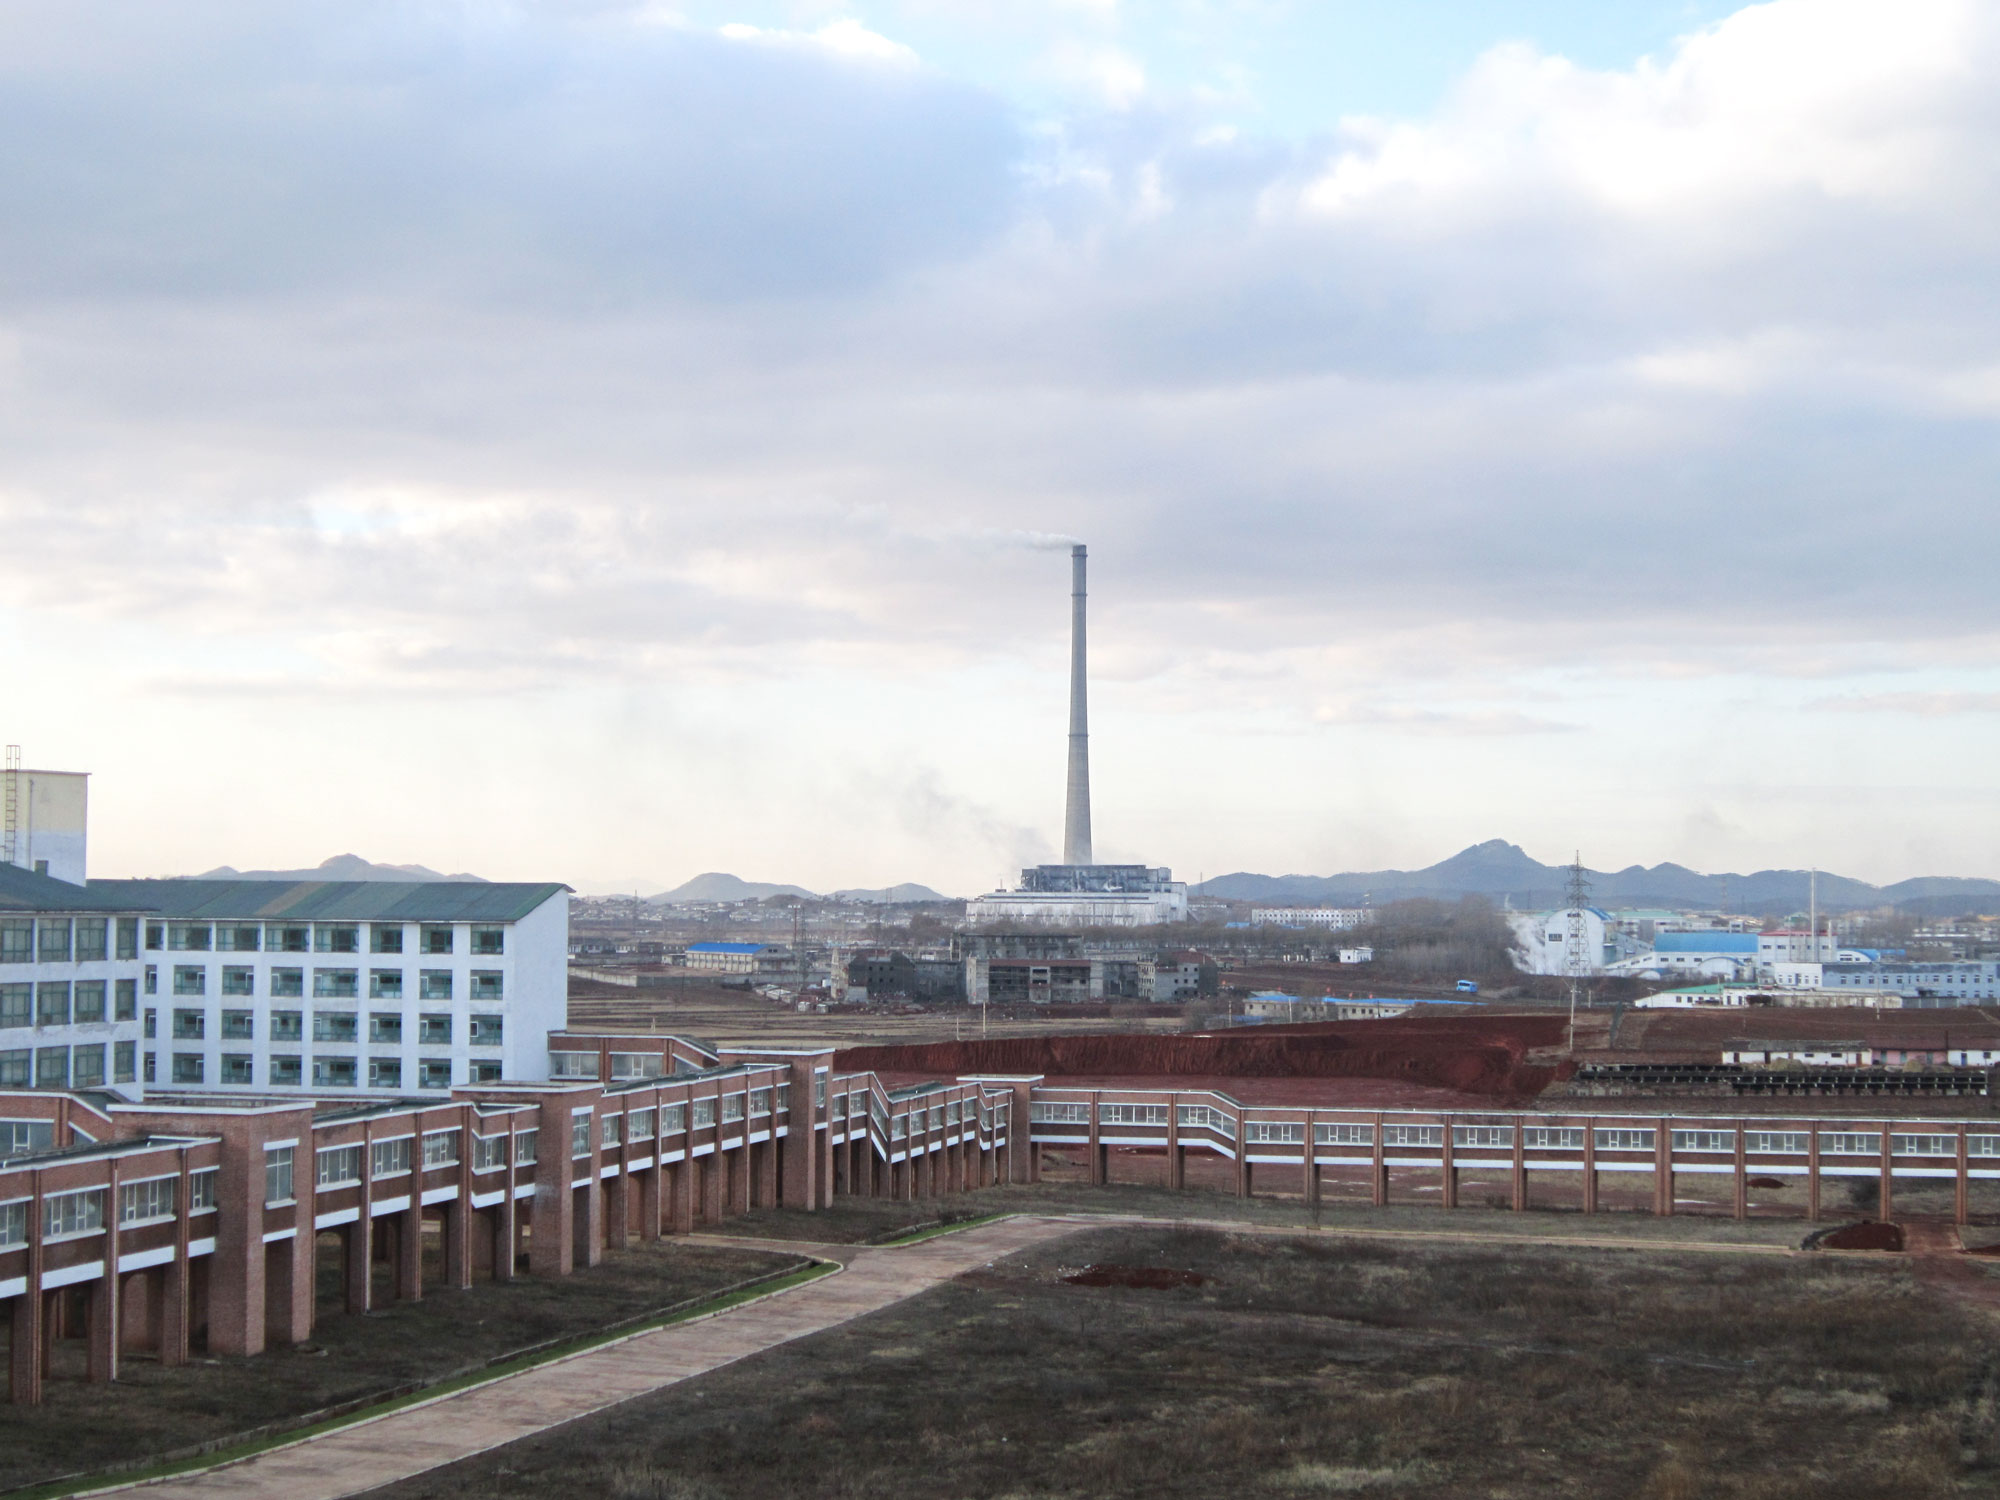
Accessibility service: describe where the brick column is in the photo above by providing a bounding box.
[1371,1113,1387,1207]
[1440,1117,1457,1210]
[1581,1123,1598,1215]
[1655,1116,1672,1217]
[1957,1126,1971,1228]
[639,1160,662,1241]
[531,1099,581,1278]
[88,1159,121,1382]
[1807,1121,1822,1223]
[1510,1114,1526,1212]
[671,1158,694,1235]
[1167,1095,1184,1190]
[604,1173,629,1252]
[396,1201,423,1302]
[1302,1111,1319,1209]
[1732,1121,1748,1221]
[1878,1127,1894,1222]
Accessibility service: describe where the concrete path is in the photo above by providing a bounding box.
[114,1217,1077,1500]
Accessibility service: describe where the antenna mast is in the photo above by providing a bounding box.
[1565,852,1590,1053]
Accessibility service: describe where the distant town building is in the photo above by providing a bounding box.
[1336,946,1374,965]
[967,864,1188,928]
[684,941,793,976]
[1250,907,1368,931]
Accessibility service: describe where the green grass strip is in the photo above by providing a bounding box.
[37,1260,837,1500]
[873,1212,1011,1246]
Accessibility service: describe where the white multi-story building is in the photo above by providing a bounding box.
[0,864,149,1100]
[89,879,568,1095]
[1,761,90,884]
[1250,908,1368,930]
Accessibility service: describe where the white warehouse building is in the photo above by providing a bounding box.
[86,878,569,1094]
[1508,907,1615,976]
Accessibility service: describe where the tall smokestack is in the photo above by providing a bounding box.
[1063,543,1093,865]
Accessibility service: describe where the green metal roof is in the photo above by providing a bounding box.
[87,878,567,923]
[0,863,157,914]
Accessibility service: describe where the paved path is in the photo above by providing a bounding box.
[116,1218,1077,1500]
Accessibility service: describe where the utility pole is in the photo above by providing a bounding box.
[1565,853,1590,1055]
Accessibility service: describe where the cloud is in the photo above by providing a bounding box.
[1810,692,2000,717]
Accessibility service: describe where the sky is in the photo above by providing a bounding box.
[4,0,2000,896]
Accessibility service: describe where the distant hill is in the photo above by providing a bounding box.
[649,873,818,904]
[831,883,951,904]
[1196,840,2000,915]
[190,854,487,883]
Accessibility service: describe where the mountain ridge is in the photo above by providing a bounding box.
[188,853,488,883]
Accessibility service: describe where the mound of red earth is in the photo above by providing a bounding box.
[1816,1221,1906,1252]
[835,1015,1573,1102]
[1063,1264,1208,1289]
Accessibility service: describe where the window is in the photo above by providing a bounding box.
[172,966,205,997]
[371,1136,412,1176]
[1672,1130,1735,1153]
[609,1052,661,1079]
[70,981,105,1022]
[0,1201,25,1246]
[316,1144,362,1186]
[171,1053,203,1084]
[470,1060,502,1083]
[1524,1127,1585,1150]
[216,924,261,952]
[1453,1125,1514,1149]
[419,1059,452,1090]
[142,1053,154,1083]
[514,1128,538,1164]
[814,1075,827,1110]
[692,1098,716,1128]
[113,1040,136,1083]
[1030,1102,1090,1124]
[1315,1122,1373,1146]
[890,1114,907,1139]
[37,919,72,962]
[314,924,361,954]
[572,1115,592,1157]
[36,1052,69,1094]
[419,970,453,1001]
[144,964,157,996]
[1245,1121,1304,1144]
[120,1176,177,1225]
[114,979,137,1021]
[1969,1136,2000,1158]
[271,968,304,998]
[600,1113,623,1148]
[1383,1125,1445,1148]
[0,1119,52,1153]
[314,969,359,999]
[1892,1134,1954,1157]
[469,1014,503,1046]
[750,1088,772,1117]
[472,927,505,956]
[369,1012,403,1044]
[1594,1129,1657,1152]
[313,1012,357,1042]
[189,1168,218,1211]
[370,969,404,1000]
[74,919,108,962]
[418,1013,452,1045]
[220,1054,253,1084]
[722,1093,745,1123]
[0,984,27,1027]
[473,1134,506,1171]
[1821,1132,1881,1156]
[166,923,209,953]
[270,1010,303,1041]
[264,1145,295,1205]
[371,924,405,955]
[831,1091,847,1120]
[946,1101,961,1125]
[630,1107,656,1141]
[44,1188,104,1239]
[269,1055,303,1085]
[145,923,164,952]
[221,967,254,997]
[0,920,31,964]
[1100,1104,1168,1126]
[369,1057,402,1089]
[421,925,454,955]
[422,1128,459,1166]
[38,982,71,1025]
[660,1103,687,1135]
[550,1051,599,1079]
[267,924,310,953]
[72,1044,105,1087]
[312,1057,357,1087]
[777,1083,790,1113]
[470,971,504,1001]
[221,1009,254,1039]
[0,1050,30,1087]
[172,1008,205,1039]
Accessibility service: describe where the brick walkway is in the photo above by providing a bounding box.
[117,1218,1078,1500]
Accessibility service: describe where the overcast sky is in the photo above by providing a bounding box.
[4,0,1998,895]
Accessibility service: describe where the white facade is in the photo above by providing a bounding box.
[1250,908,1367,930]
[1758,930,1840,967]
[0,872,148,1101]
[966,888,1188,927]
[1508,908,1612,976]
[92,881,569,1095]
[2,768,89,885]
[1336,946,1374,965]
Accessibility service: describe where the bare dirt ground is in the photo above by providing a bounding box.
[0,1238,799,1493]
[365,1220,2000,1500]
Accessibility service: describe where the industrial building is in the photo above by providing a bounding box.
[1,755,89,884]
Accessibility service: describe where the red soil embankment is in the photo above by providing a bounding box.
[835,1015,1573,1101]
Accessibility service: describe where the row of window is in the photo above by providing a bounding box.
[4,1168,219,1246]
[158,1054,500,1089]
[152,922,505,956]
[0,1042,139,1089]
[0,917,140,966]
[161,966,505,1000]
[1,980,140,1028]
[153,1008,501,1045]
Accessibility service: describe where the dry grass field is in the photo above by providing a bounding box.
[0,1239,801,1493]
[370,1223,2000,1500]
